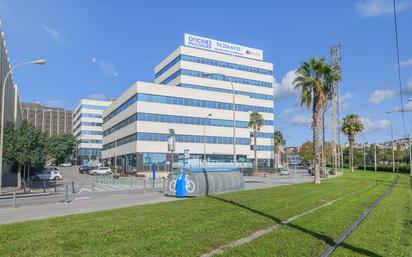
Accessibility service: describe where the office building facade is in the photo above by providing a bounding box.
[0,21,24,187]
[73,99,112,165]
[102,34,274,172]
[21,102,73,137]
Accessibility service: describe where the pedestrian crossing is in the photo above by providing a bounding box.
[78,185,143,194]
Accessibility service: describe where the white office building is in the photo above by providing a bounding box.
[73,99,112,165]
[102,34,274,172]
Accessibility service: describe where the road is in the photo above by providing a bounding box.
[0,167,318,224]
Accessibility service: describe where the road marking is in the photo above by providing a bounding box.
[201,184,375,257]
[75,196,92,200]
[78,188,92,193]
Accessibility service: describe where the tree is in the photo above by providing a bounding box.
[299,141,313,165]
[341,114,364,172]
[3,122,18,165]
[293,57,340,183]
[273,130,284,169]
[47,133,76,165]
[15,122,48,179]
[249,111,264,175]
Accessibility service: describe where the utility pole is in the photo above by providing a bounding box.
[363,134,366,172]
[374,144,377,172]
[391,122,395,172]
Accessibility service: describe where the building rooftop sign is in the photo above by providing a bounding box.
[184,33,263,61]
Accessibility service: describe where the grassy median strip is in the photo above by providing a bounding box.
[0,172,402,257]
[331,174,412,257]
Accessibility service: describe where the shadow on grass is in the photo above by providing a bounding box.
[208,195,382,257]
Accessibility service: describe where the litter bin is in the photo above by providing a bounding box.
[175,169,187,198]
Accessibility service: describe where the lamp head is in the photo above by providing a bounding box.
[34,59,46,65]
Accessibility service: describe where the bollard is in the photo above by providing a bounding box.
[12,188,16,208]
[95,175,98,184]
[91,182,95,199]
[72,181,75,194]
[64,185,69,204]
[112,176,115,186]
[23,181,26,193]
[130,176,133,187]
[54,181,57,193]
[43,180,46,193]
[143,179,146,194]
[162,177,166,193]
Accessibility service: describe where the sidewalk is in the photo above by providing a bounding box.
[0,192,181,225]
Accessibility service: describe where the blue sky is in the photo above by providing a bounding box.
[0,0,411,146]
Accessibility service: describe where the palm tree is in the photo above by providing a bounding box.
[293,57,340,184]
[273,130,284,170]
[249,111,264,175]
[341,114,364,172]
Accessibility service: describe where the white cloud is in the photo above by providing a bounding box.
[393,102,412,112]
[92,58,118,77]
[273,70,299,100]
[356,0,412,17]
[280,107,299,118]
[87,93,106,101]
[340,92,353,109]
[290,114,312,127]
[368,89,397,104]
[400,58,412,67]
[41,24,59,38]
[361,117,391,133]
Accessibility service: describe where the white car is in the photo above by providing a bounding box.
[90,167,112,176]
[279,168,290,175]
[31,169,63,181]
[60,163,72,167]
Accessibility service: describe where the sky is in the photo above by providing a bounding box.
[0,0,411,147]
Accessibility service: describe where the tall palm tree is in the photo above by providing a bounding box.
[341,114,364,172]
[249,111,264,175]
[273,130,284,169]
[293,57,340,184]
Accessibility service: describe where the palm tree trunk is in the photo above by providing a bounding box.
[313,97,321,184]
[254,130,258,176]
[349,135,354,172]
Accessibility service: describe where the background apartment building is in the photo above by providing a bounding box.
[0,21,24,187]
[73,99,112,165]
[21,102,73,136]
[102,34,275,173]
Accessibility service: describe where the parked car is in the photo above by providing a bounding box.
[60,163,72,167]
[89,167,112,176]
[31,169,63,181]
[279,168,290,175]
[79,166,91,174]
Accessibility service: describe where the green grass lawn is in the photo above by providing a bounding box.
[0,171,410,257]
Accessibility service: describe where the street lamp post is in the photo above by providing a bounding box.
[203,113,212,165]
[202,73,236,168]
[390,122,395,172]
[362,134,366,172]
[0,59,46,194]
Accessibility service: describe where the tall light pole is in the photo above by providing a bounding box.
[202,73,236,168]
[203,113,212,165]
[0,59,46,194]
[390,122,395,172]
[362,133,366,172]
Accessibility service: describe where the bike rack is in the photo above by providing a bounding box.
[165,168,245,196]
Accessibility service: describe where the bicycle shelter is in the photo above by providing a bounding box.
[166,168,245,196]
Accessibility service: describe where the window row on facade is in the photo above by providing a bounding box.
[177,83,273,100]
[103,132,253,150]
[155,54,273,79]
[160,69,273,88]
[104,93,274,123]
[103,112,273,137]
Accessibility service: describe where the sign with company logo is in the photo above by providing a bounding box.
[184,34,263,61]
